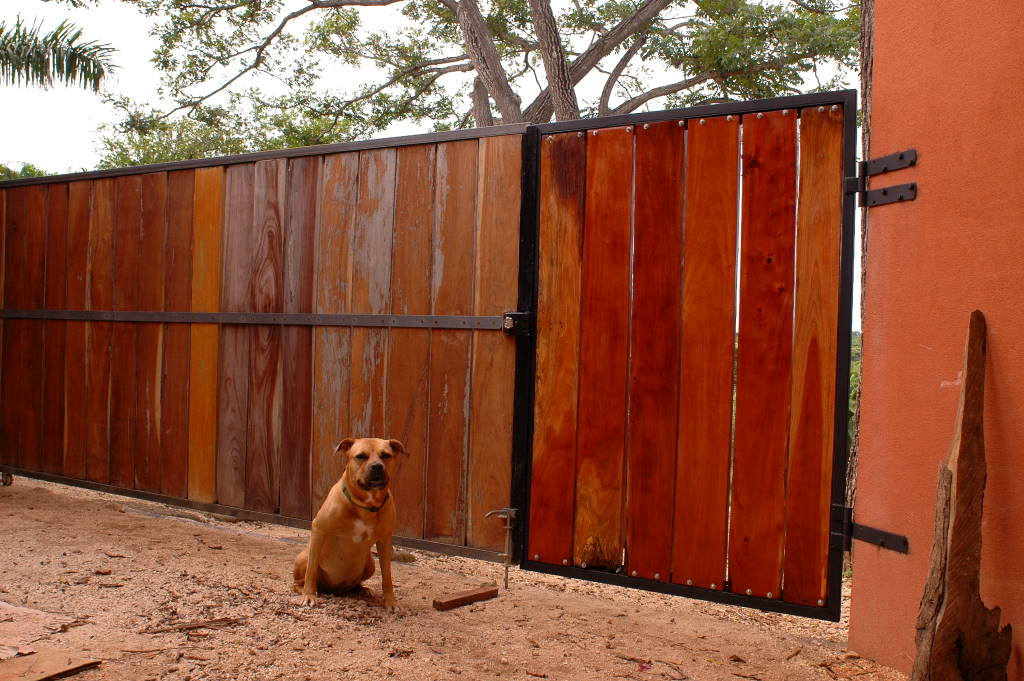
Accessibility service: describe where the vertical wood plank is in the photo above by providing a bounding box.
[280,156,318,519]
[0,188,4,468]
[189,167,224,503]
[161,169,194,499]
[109,175,142,488]
[42,184,69,474]
[625,121,684,580]
[573,126,633,569]
[671,115,740,590]
[1,186,47,471]
[244,159,285,514]
[134,173,167,492]
[311,153,357,513]
[527,132,585,567]
[782,105,844,606]
[63,181,92,479]
[729,109,797,599]
[85,179,115,483]
[386,144,435,539]
[467,135,521,550]
[350,148,396,442]
[425,140,477,544]
[216,163,254,507]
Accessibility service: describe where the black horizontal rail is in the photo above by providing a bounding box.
[0,308,505,330]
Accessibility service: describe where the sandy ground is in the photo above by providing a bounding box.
[0,477,906,681]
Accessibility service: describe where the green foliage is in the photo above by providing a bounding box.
[0,162,51,180]
[848,331,862,449]
[0,15,115,91]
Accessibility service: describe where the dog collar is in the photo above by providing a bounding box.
[343,484,389,513]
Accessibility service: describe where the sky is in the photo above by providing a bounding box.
[1,0,862,329]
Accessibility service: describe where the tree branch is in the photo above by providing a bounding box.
[527,0,578,120]
[598,35,645,116]
[454,0,523,121]
[471,76,494,126]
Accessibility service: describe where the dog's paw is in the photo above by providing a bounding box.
[382,593,396,610]
[299,593,317,607]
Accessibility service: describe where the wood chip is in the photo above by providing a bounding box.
[526,672,547,678]
[729,654,746,663]
[785,648,802,660]
[93,569,112,576]
[142,616,244,634]
[431,586,498,611]
[0,646,100,680]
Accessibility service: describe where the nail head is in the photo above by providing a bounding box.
[757,112,764,119]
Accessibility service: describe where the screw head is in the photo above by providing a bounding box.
[699,119,706,126]
[677,120,684,127]
[726,115,733,122]
[686,579,693,586]
[533,553,540,560]
[654,573,660,580]
[643,123,649,130]
[710,583,717,589]
[581,562,588,569]
[745,588,753,595]
[576,131,583,138]
[818,106,825,113]
[817,599,825,606]
[592,130,598,136]
[625,126,633,133]
[766,591,773,599]
[545,135,552,142]
[562,558,568,565]
[782,109,789,116]
[631,570,638,577]
[831,104,839,112]
[757,112,764,119]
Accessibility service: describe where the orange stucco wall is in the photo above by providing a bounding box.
[849,2,1024,675]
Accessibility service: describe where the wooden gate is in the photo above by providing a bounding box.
[521,91,856,620]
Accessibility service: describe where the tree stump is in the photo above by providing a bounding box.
[910,310,1012,681]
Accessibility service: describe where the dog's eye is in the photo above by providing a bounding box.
[381,452,392,459]
[355,453,369,461]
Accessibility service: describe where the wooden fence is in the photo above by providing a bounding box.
[0,128,523,553]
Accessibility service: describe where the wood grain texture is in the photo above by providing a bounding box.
[527,132,585,566]
[467,135,520,550]
[0,188,5,467]
[386,144,434,539]
[216,163,255,507]
[63,181,92,478]
[573,126,633,569]
[625,121,684,580]
[188,166,224,503]
[671,115,739,590]
[311,153,357,513]
[85,179,115,483]
[161,170,194,498]
[279,156,318,519]
[350,148,396,443]
[244,159,286,514]
[109,175,142,488]
[728,110,797,599]
[425,140,477,544]
[1,186,47,471]
[782,106,843,606]
[42,183,69,474]
[133,172,167,492]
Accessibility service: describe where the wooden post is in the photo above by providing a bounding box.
[910,310,1012,681]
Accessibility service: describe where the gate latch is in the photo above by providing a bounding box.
[830,504,909,553]
[502,311,534,336]
[845,148,918,207]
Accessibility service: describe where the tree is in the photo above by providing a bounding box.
[124,0,856,140]
[0,162,50,180]
[0,14,115,91]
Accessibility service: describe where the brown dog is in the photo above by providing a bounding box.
[293,437,404,608]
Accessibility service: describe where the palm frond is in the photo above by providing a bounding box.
[0,15,116,92]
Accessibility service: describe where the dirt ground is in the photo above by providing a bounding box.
[0,477,906,681]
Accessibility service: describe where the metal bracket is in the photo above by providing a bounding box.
[845,148,918,208]
[502,311,534,336]
[485,507,518,588]
[830,505,909,554]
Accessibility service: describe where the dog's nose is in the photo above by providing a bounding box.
[369,462,385,475]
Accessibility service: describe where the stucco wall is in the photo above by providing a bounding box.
[850,2,1024,675]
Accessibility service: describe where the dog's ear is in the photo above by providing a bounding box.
[335,438,356,456]
[388,439,406,456]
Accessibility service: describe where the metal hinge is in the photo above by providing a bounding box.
[830,504,909,554]
[502,311,534,336]
[845,148,918,207]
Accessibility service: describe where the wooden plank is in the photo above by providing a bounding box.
[573,126,633,569]
[41,184,69,474]
[216,163,254,507]
[311,153,357,513]
[0,646,100,680]
[85,179,115,483]
[782,105,844,606]
[0,188,4,468]
[133,172,167,493]
[425,139,477,544]
[728,109,797,599]
[467,135,520,551]
[63,181,92,479]
[1,186,47,471]
[109,175,142,489]
[526,131,585,567]
[188,166,224,503]
[244,159,286,514]
[386,144,435,539]
[161,169,194,499]
[625,121,684,580]
[280,156,318,519]
[350,148,396,444]
[431,586,499,611]
[671,115,740,590]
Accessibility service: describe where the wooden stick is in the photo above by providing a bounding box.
[431,586,498,611]
[910,311,1012,681]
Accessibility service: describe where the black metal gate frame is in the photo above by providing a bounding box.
[509,89,858,622]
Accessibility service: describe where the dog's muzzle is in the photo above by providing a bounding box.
[359,464,389,490]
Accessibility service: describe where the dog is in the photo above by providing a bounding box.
[293,437,405,609]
